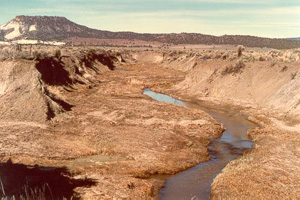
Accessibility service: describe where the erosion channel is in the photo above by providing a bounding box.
[143,88,257,200]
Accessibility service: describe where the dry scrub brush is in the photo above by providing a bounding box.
[237,45,245,57]
[222,60,246,75]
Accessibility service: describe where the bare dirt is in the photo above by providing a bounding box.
[0,47,223,199]
[0,46,299,199]
[153,49,300,200]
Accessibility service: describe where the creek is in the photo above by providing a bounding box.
[143,88,256,200]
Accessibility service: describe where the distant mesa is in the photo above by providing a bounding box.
[1,15,300,49]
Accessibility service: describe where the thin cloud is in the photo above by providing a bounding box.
[0,0,299,38]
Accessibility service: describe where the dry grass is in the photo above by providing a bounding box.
[156,48,300,199]
[221,60,245,75]
[0,46,124,122]
[0,181,57,200]
[211,127,300,200]
[1,46,299,199]
[237,45,245,57]
[0,56,223,199]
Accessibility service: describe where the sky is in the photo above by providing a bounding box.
[1,0,299,38]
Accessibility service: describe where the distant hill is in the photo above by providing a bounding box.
[289,37,300,40]
[1,15,300,49]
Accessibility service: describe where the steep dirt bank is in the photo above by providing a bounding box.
[0,47,224,199]
[158,49,300,121]
[0,49,121,122]
[128,49,300,121]
[176,59,300,120]
[153,49,300,199]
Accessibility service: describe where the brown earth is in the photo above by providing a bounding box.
[0,46,299,199]
[0,47,223,199]
[210,126,300,200]
[151,49,300,200]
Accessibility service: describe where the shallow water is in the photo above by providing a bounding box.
[143,88,256,200]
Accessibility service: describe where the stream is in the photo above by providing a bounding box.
[143,88,256,200]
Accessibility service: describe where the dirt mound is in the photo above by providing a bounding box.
[0,49,120,122]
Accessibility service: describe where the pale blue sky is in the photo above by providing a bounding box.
[1,0,299,38]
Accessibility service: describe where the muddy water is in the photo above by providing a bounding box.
[143,88,256,200]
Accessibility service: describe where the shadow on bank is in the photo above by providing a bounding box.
[0,159,97,199]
